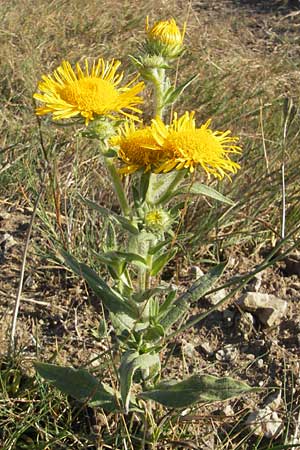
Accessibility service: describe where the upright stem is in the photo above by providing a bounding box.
[153,68,166,119]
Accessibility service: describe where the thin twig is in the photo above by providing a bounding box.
[260,100,270,175]
[281,162,286,239]
[281,98,294,239]
[8,185,45,355]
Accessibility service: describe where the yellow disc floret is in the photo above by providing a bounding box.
[151,112,241,179]
[34,59,144,125]
[111,121,168,174]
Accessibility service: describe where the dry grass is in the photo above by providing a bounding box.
[1,1,300,448]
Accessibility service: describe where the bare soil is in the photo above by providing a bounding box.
[1,1,300,448]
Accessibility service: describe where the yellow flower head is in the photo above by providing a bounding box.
[151,112,241,179]
[33,59,144,125]
[111,121,168,174]
[145,17,186,58]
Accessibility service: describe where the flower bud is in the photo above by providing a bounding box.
[82,117,118,141]
[145,17,186,59]
[144,208,172,233]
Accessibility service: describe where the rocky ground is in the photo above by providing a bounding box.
[1,0,300,447]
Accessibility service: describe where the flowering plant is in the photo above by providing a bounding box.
[34,16,252,443]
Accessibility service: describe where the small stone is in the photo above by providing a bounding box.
[223,404,234,416]
[182,340,196,359]
[180,408,191,417]
[246,408,284,439]
[189,265,204,279]
[216,344,237,362]
[0,232,16,249]
[227,256,237,269]
[90,352,101,367]
[264,391,281,410]
[199,342,213,356]
[238,292,288,327]
[257,359,264,369]
[207,288,228,306]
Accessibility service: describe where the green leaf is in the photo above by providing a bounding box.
[119,351,160,413]
[158,289,177,319]
[146,171,186,205]
[139,374,254,408]
[148,233,193,256]
[35,362,118,412]
[110,311,136,335]
[60,249,138,319]
[105,221,117,250]
[143,324,165,342]
[139,172,151,204]
[97,319,107,338]
[80,196,139,235]
[160,262,226,331]
[96,251,148,268]
[183,182,235,206]
[151,248,177,277]
[163,74,198,106]
[132,285,169,303]
[113,251,148,267]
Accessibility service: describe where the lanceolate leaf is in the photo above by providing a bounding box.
[96,251,148,268]
[180,182,234,205]
[119,351,160,414]
[80,196,139,235]
[35,363,119,412]
[150,248,177,277]
[159,262,226,331]
[148,234,193,256]
[163,74,198,106]
[139,374,254,408]
[112,251,148,267]
[132,286,170,303]
[60,249,138,319]
[146,171,185,205]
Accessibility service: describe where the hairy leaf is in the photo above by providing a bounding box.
[160,262,226,331]
[119,351,160,413]
[186,182,235,205]
[151,248,177,277]
[60,249,138,319]
[35,362,118,411]
[140,374,254,408]
[80,196,139,235]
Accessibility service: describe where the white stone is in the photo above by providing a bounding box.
[246,407,284,439]
[238,292,288,327]
[208,288,228,306]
